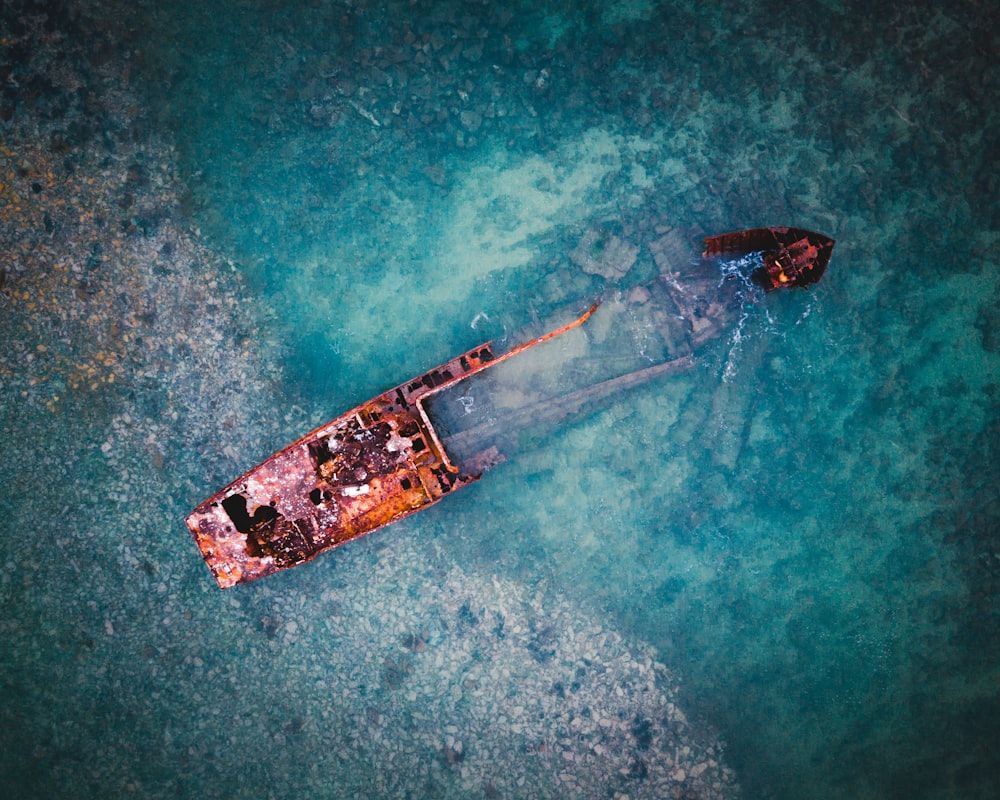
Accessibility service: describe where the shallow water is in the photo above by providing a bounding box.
[2,1,998,798]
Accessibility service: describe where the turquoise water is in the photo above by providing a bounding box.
[2,0,998,798]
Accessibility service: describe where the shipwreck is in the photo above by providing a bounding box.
[186,226,834,588]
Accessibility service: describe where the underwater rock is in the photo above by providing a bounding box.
[628,285,651,305]
[569,227,638,280]
[421,163,449,186]
[459,109,482,131]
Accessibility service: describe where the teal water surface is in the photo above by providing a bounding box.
[2,1,998,798]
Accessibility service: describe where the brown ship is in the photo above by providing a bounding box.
[186,227,833,588]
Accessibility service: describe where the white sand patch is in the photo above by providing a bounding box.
[284,128,626,341]
[441,127,625,282]
[630,161,654,189]
[286,125,676,361]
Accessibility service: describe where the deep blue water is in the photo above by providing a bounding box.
[2,1,998,798]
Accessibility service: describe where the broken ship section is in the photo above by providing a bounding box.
[186,343,496,588]
[186,305,598,588]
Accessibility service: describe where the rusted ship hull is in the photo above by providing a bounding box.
[186,306,597,588]
[703,226,834,290]
[187,226,833,588]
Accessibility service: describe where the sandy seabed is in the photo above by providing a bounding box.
[3,1,998,799]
